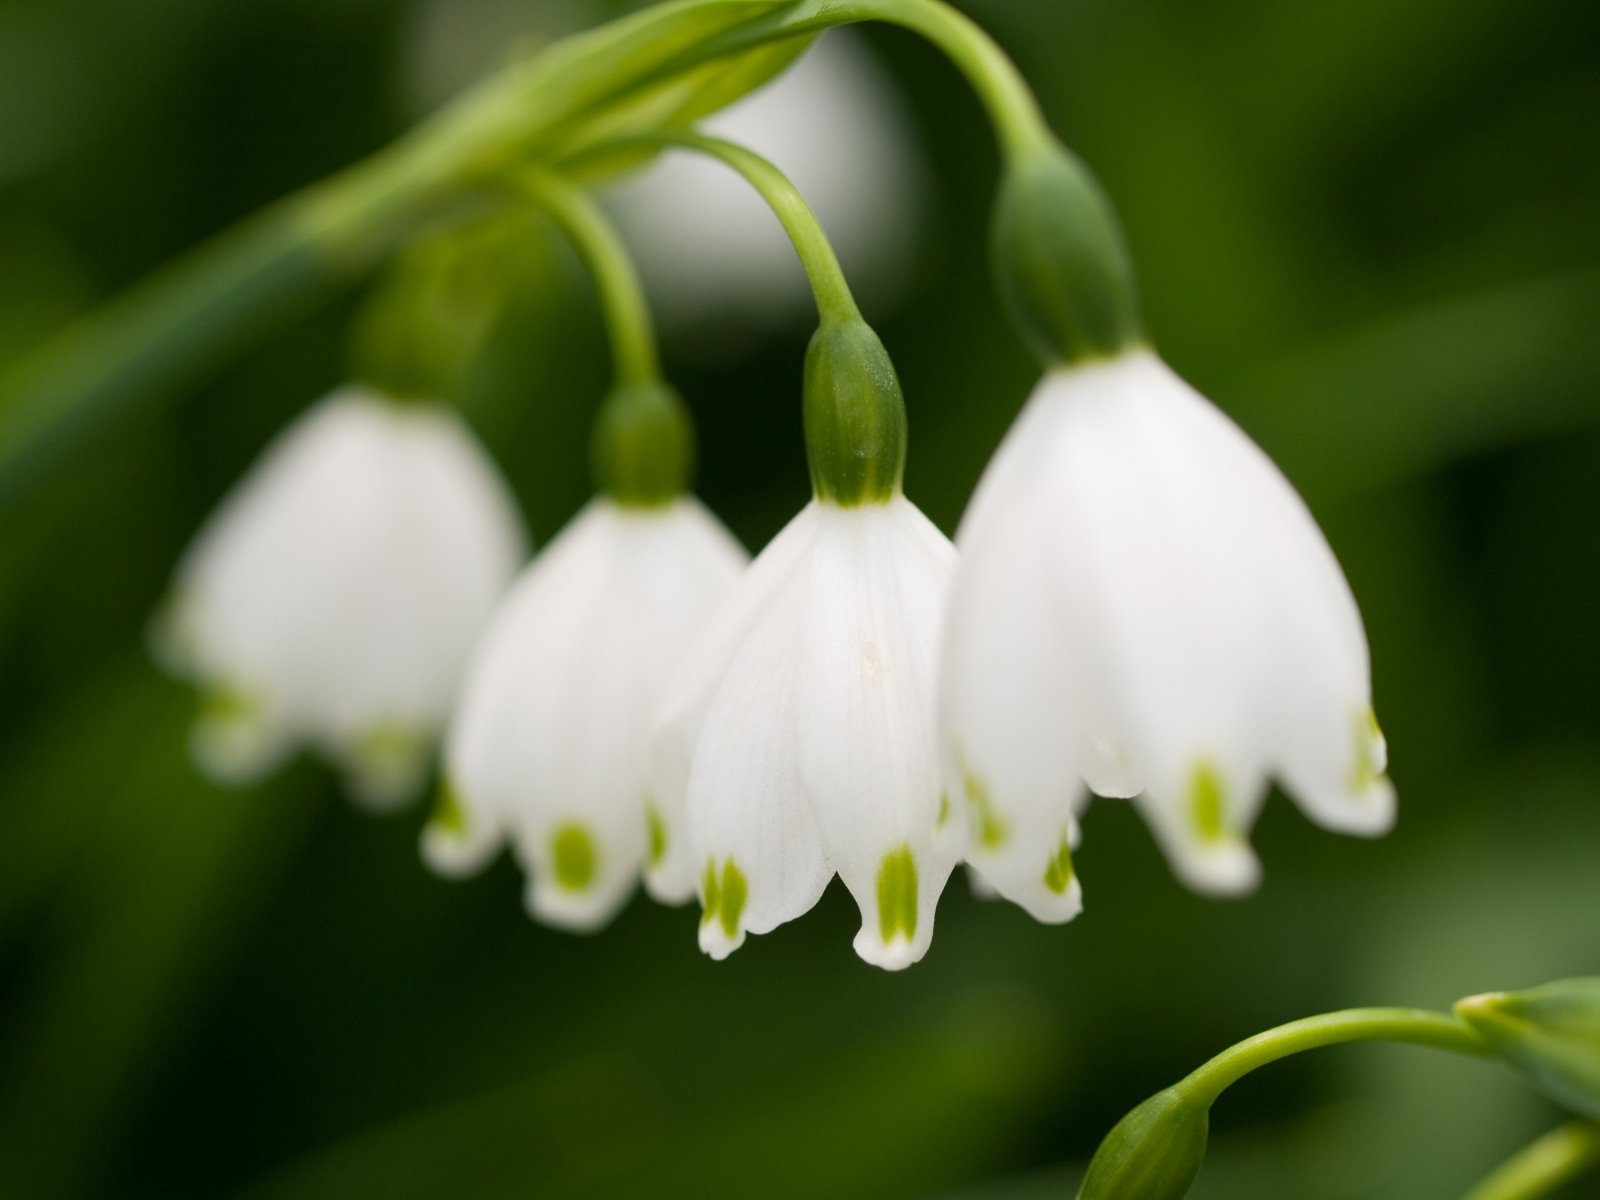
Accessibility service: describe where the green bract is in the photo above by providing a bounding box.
[990,141,1144,367]
[802,319,908,507]
[1458,979,1600,1119]
[592,380,697,507]
[1078,1087,1209,1200]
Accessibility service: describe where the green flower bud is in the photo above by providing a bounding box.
[802,318,907,507]
[990,141,1144,368]
[1078,1087,1209,1200]
[1457,979,1600,1118]
[591,379,695,508]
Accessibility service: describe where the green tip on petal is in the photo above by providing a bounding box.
[1043,831,1076,895]
[701,857,748,941]
[876,845,919,944]
[957,753,1008,850]
[551,822,598,892]
[431,777,469,838]
[1188,763,1228,845]
[646,800,668,868]
[1348,707,1388,794]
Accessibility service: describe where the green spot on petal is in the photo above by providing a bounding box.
[431,777,469,837]
[876,844,918,943]
[959,759,1008,850]
[936,792,951,830]
[700,857,747,940]
[199,684,261,724]
[1348,708,1387,793]
[1042,831,1075,894]
[1189,763,1227,844]
[646,801,668,868]
[718,860,747,939]
[551,822,597,892]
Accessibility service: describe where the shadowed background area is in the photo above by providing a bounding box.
[0,0,1598,1197]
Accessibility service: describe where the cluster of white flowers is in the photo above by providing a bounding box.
[162,342,1392,970]
[158,26,1393,970]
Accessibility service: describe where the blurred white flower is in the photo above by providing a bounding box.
[428,496,747,931]
[609,30,925,333]
[939,350,1394,910]
[157,385,526,808]
[650,497,958,970]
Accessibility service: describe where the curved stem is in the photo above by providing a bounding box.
[1460,1121,1600,1200]
[679,0,1053,159]
[511,170,660,386]
[1178,1007,1491,1107]
[579,132,861,326]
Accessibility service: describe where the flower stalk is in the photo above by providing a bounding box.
[1459,1121,1600,1200]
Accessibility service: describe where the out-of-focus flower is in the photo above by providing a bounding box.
[157,385,525,808]
[609,30,925,332]
[428,496,746,930]
[650,496,958,970]
[939,350,1394,909]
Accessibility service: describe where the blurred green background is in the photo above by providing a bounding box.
[1,0,1598,1197]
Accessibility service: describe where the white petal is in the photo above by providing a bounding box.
[646,503,821,902]
[442,499,746,930]
[167,386,526,803]
[941,385,1098,921]
[685,569,832,960]
[1038,354,1283,893]
[796,499,959,969]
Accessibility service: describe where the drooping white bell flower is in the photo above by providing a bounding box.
[427,495,747,931]
[158,385,526,807]
[649,495,959,970]
[939,349,1395,911]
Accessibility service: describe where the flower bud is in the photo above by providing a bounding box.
[591,379,696,507]
[1078,1087,1209,1200]
[802,318,907,507]
[990,141,1143,368]
[1457,979,1600,1118]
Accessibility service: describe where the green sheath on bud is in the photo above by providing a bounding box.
[591,379,695,508]
[802,318,907,507]
[1078,1086,1209,1200]
[1458,978,1600,1119]
[991,141,1144,367]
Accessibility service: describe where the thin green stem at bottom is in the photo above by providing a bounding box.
[1460,1121,1600,1200]
[1178,1007,1491,1107]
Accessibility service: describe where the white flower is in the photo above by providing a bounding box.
[939,349,1394,910]
[428,496,747,931]
[158,385,526,807]
[649,496,959,970]
[610,31,924,331]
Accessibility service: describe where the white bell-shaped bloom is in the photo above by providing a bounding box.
[650,496,958,970]
[427,496,747,931]
[158,385,526,808]
[939,349,1394,911]
[610,31,924,331]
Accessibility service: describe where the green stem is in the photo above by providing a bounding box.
[0,0,795,514]
[511,170,660,386]
[1178,1007,1491,1107]
[576,132,862,326]
[681,0,1053,158]
[1460,1121,1600,1200]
